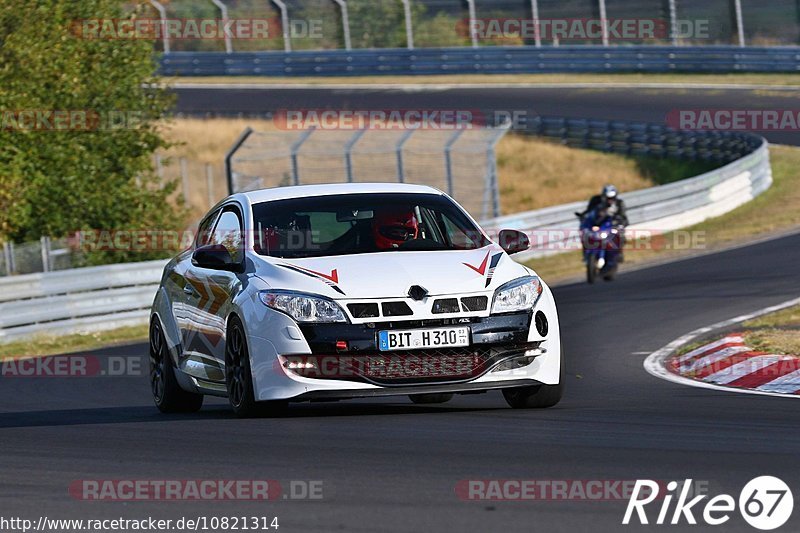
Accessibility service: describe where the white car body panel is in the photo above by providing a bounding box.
[150,183,562,404]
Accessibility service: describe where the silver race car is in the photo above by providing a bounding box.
[149,183,563,416]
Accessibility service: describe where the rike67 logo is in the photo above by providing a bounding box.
[624,477,793,530]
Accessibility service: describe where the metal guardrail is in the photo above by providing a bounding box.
[483,135,771,261]
[0,260,167,343]
[0,121,772,343]
[160,46,800,76]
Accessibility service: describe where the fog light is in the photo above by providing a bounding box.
[535,311,549,337]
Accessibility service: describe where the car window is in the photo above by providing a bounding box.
[195,209,220,247]
[252,193,489,259]
[210,209,243,263]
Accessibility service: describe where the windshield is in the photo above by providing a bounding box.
[251,193,490,259]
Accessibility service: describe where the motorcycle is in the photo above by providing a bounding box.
[575,210,623,284]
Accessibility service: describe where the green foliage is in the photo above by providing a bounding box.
[0,0,186,264]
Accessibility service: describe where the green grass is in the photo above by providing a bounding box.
[0,325,148,360]
[742,306,800,356]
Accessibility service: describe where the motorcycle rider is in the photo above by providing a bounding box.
[580,184,628,227]
[578,184,628,262]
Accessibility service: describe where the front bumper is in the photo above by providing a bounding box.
[246,283,562,402]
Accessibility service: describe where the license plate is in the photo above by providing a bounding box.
[378,327,470,351]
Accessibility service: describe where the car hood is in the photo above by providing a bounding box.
[253,246,530,299]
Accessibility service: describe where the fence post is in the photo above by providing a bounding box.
[211,0,234,53]
[290,127,316,186]
[270,0,292,52]
[486,123,511,219]
[344,129,367,183]
[400,0,414,50]
[154,153,164,188]
[598,0,609,46]
[733,0,746,47]
[444,129,466,197]
[2,242,13,276]
[668,0,678,45]
[466,0,479,48]
[148,0,170,54]
[332,0,352,50]
[206,164,216,207]
[179,157,190,205]
[395,129,416,182]
[40,236,51,273]
[225,127,254,195]
[530,0,541,47]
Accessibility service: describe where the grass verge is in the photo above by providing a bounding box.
[527,144,800,283]
[742,306,800,356]
[0,325,148,360]
[168,73,800,87]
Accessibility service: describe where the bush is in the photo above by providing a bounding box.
[0,0,186,264]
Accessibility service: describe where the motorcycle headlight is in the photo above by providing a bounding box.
[491,276,543,314]
[259,291,347,323]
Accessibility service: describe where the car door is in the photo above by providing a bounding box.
[174,209,220,354]
[182,205,245,374]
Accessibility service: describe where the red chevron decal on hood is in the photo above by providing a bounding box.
[463,251,490,276]
[296,266,339,284]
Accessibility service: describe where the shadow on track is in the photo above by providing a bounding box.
[0,402,505,429]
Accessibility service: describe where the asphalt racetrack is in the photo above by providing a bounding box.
[3,231,800,532]
[172,85,800,146]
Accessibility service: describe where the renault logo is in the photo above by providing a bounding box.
[408,285,428,301]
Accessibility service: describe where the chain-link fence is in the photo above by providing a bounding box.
[229,125,510,220]
[140,0,800,53]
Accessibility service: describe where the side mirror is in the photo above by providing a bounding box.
[192,244,243,272]
[498,229,530,255]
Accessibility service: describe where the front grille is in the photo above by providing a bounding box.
[382,301,413,317]
[460,296,488,312]
[432,298,460,314]
[285,344,536,385]
[348,303,380,319]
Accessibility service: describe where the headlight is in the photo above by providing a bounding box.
[259,291,347,323]
[491,276,543,314]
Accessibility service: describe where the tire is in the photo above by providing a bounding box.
[409,393,454,405]
[586,255,598,285]
[502,351,564,409]
[603,265,617,282]
[226,317,288,418]
[149,318,204,414]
